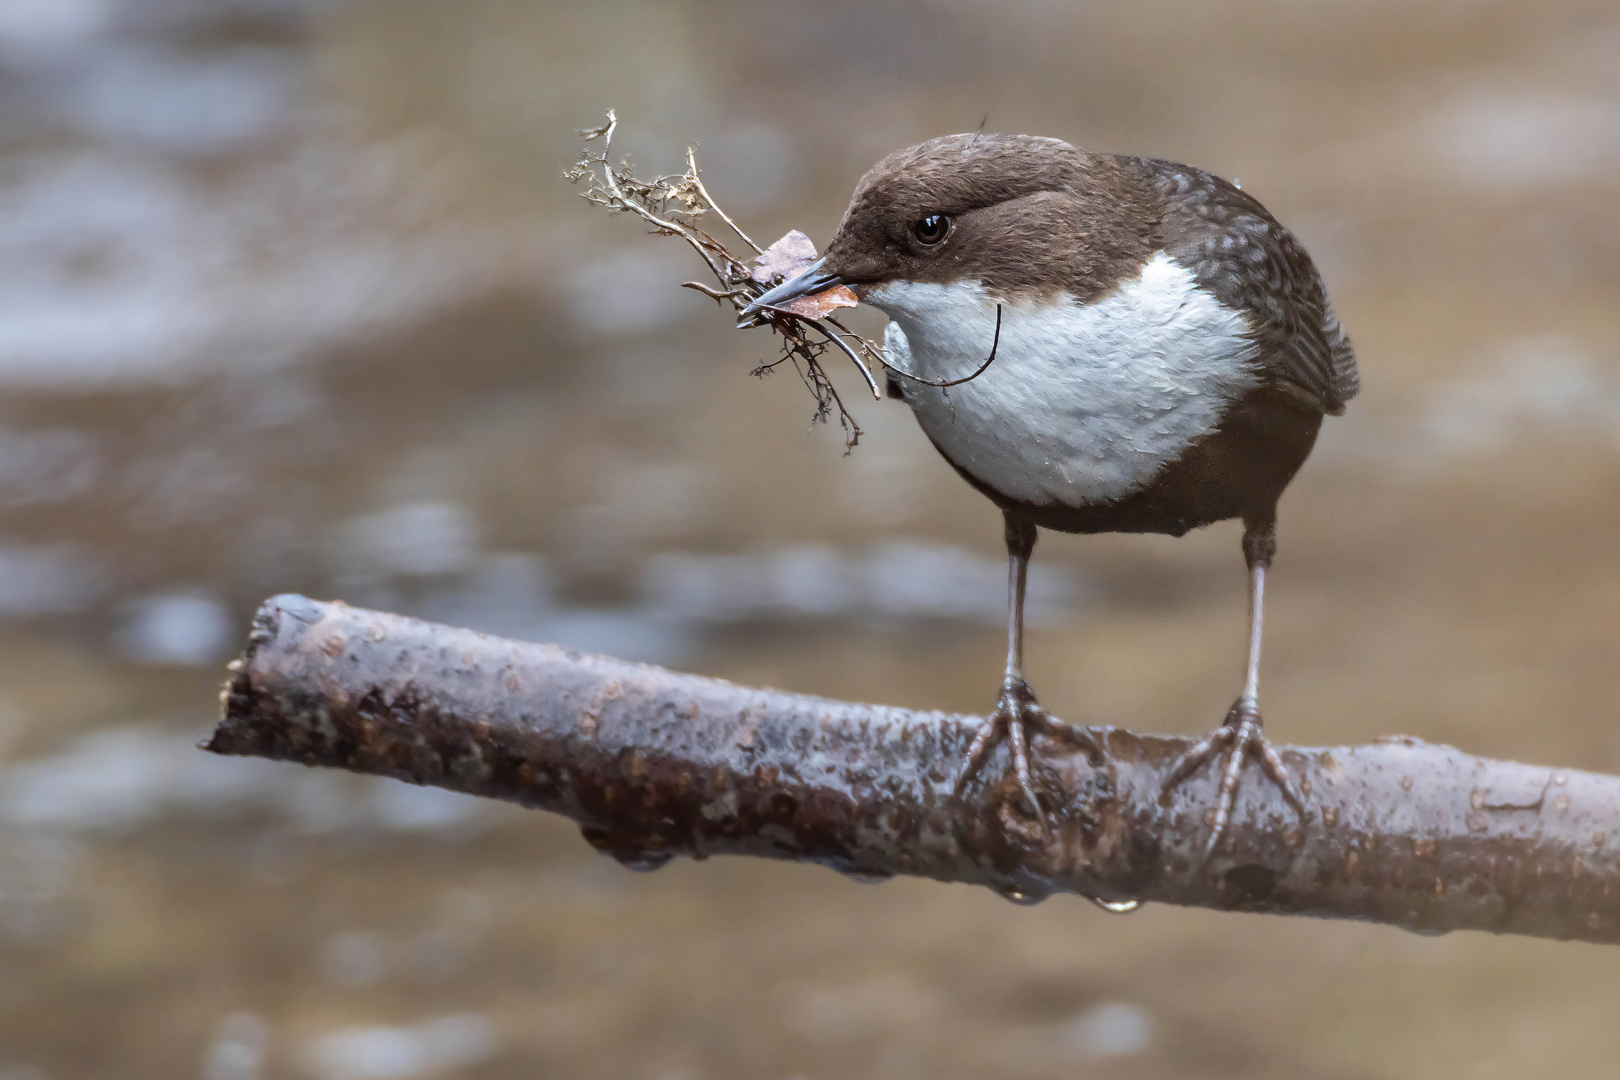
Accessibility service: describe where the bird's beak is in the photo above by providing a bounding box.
[742,258,845,318]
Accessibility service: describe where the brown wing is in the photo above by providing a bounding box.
[1140,158,1359,415]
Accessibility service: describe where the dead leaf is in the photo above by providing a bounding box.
[778,284,859,320]
[751,230,820,285]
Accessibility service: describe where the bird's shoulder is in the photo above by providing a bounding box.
[1109,156,1360,415]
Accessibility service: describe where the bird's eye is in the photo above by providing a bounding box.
[913,214,951,246]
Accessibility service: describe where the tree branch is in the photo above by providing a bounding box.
[206,596,1620,944]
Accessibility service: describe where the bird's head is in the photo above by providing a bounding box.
[747,133,1150,322]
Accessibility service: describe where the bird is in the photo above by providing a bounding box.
[744,133,1358,854]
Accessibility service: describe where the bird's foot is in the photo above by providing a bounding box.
[1163,697,1304,860]
[955,679,1100,827]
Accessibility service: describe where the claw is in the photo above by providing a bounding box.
[1026,702,1102,760]
[1164,698,1304,861]
[1163,722,1234,790]
[955,681,1100,830]
[1004,704,1042,818]
[959,716,1001,786]
[1253,734,1305,815]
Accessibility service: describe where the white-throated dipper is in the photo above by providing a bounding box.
[746,133,1358,854]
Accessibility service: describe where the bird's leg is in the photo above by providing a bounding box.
[1164,525,1305,859]
[957,512,1099,821]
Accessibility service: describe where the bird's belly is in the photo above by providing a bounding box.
[872,256,1261,509]
[912,379,1168,507]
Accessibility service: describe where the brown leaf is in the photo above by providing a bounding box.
[778,284,859,320]
[750,229,820,285]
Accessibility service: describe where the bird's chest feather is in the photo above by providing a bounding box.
[870,251,1262,508]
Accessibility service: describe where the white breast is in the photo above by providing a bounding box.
[869,251,1260,508]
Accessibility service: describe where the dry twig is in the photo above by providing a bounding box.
[565,111,892,450]
[209,597,1620,946]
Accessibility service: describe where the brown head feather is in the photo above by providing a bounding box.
[821,133,1162,304]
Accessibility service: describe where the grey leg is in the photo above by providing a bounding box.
[957,512,1099,821]
[1164,526,1305,859]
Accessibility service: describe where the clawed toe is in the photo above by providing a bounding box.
[957,683,1043,818]
[1164,699,1304,859]
[956,682,1101,826]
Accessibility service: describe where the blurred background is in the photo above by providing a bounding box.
[0,0,1617,1076]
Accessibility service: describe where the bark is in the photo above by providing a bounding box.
[206,595,1620,944]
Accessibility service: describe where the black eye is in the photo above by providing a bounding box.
[913,214,951,245]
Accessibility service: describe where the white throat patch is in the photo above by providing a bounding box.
[868,251,1260,508]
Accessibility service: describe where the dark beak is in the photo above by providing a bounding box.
[742,257,844,320]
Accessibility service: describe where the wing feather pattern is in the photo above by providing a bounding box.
[1143,159,1359,415]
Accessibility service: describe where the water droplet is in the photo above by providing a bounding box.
[612,850,674,873]
[1404,924,1449,938]
[1090,898,1141,914]
[993,884,1050,906]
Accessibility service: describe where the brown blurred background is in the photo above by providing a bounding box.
[0,1,1617,1077]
